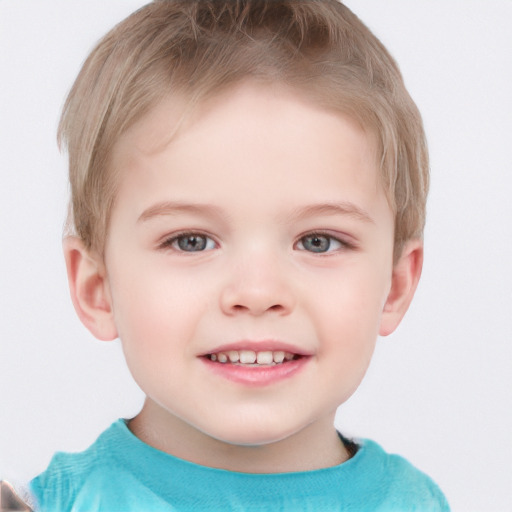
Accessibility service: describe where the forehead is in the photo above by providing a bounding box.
[113,81,379,171]
[109,81,387,220]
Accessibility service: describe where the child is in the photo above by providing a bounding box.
[29,0,449,510]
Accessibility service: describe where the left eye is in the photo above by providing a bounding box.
[165,233,216,252]
[296,234,343,253]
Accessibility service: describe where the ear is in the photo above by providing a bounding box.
[63,236,118,341]
[379,239,423,337]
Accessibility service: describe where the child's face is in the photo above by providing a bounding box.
[103,82,396,446]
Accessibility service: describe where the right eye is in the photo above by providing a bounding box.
[161,233,216,252]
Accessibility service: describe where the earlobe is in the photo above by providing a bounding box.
[379,239,423,337]
[63,236,118,341]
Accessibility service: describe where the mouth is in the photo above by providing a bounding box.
[200,344,310,386]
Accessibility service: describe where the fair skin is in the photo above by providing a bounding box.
[65,82,422,473]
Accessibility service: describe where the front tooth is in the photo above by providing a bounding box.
[273,351,285,363]
[256,351,273,365]
[239,350,256,364]
[217,353,228,363]
[227,351,239,363]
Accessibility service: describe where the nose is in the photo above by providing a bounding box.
[219,251,296,317]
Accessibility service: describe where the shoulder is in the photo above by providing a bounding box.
[29,420,126,511]
[30,450,88,510]
[351,438,450,511]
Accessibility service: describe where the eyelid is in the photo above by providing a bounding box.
[294,231,355,253]
[158,230,218,252]
[156,229,355,253]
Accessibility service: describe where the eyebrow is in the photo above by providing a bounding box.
[138,201,225,223]
[289,202,374,224]
[138,200,373,224]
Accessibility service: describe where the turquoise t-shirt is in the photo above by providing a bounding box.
[30,420,449,511]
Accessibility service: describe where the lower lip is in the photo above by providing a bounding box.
[200,357,310,387]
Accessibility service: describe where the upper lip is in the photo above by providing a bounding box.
[200,340,313,357]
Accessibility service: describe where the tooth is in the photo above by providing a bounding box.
[256,351,273,365]
[273,351,285,363]
[284,352,294,361]
[227,351,239,363]
[217,353,228,363]
[239,350,256,364]
[210,354,217,362]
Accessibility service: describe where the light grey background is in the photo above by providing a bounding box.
[1,1,511,510]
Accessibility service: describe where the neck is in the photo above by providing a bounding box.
[128,398,350,473]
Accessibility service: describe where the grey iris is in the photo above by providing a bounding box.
[302,235,330,253]
[178,235,208,252]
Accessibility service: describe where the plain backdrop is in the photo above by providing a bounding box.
[1,1,511,511]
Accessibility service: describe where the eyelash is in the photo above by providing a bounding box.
[159,231,353,255]
[294,232,353,254]
[159,232,217,253]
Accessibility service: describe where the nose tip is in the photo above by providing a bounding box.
[219,261,295,317]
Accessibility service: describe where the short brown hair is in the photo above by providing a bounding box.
[59,0,428,260]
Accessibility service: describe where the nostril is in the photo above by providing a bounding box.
[230,303,284,313]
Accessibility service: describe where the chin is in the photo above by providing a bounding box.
[199,418,301,448]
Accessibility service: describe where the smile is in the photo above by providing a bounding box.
[207,350,298,366]
[201,345,310,387]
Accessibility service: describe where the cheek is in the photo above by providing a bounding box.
[109,267,208,355]
[315,298,379,403]
[312,265,388,359]
[110,275,204,397]
[321,262,388,317]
